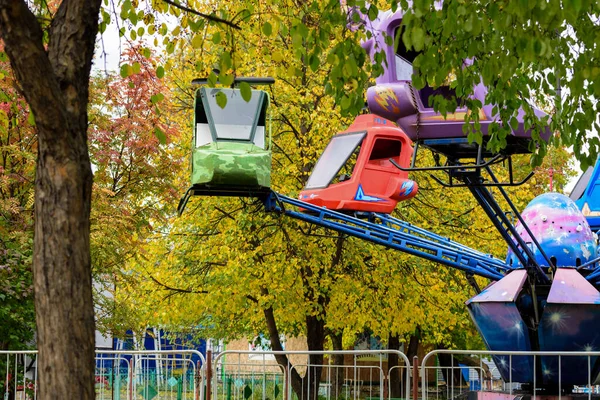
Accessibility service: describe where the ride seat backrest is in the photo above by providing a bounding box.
[256,94,268,127]
[368,138,401,168]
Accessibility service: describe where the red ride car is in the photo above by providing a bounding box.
[299,114,418,214]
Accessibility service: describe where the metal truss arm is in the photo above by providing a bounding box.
[466,184,550,284]
[265,193,509,281]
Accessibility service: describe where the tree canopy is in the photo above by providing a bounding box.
[109,0,599,167]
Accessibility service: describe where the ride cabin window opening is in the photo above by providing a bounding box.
[334,143,362,184]
[367,138,401,168]
[394,28,459,108]
[304,132,366,189]
[194,90,211,147]
[196,88,268,149]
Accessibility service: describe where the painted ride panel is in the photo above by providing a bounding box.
[466,271,534,383]
[358,7,550,156]
[178,84,273,214]
[467,268,600,386]
[537,269,600,385]
[191,87,271,190]
[298,114,418,213]
[466,194,600,386]
[572,158,600,232]
[506,193,598,271]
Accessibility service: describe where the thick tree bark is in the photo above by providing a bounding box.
[0,1,101,399]
[263,304,304,398]
[305,314,325,400]
[263,304,326,400]
[401,328,420,398]
[329,331,345,399]
[387,333,402,399]
[406,329,420,361]
[437,344,465,388]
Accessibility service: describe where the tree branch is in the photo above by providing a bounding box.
[162,0,241,30]
[149,273,208,295]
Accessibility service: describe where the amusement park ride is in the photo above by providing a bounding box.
[177,5,600,395]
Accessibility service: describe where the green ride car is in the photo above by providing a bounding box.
[178,80,273,215]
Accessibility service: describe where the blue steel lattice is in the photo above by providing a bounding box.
[264,192,511,281]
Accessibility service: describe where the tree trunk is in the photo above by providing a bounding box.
[437,344,465,388]
[263,305,303,398]
[387,333,402,399]
[329,331,344,400]
[0,1,102,398]
[263,305,326,400]
[402,328,420,398]
[304,314,325,400]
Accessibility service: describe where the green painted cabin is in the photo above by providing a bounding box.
[178,84,273,214]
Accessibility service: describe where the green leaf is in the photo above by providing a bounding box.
[465,14,474,32]
[367,5,378,21]
[340,95,351,110]
[212,32,221,44]
[262,22,272,36]
[239,81,252,102]
[220,51,232,70]
[208,72,218,87]
[309,54,320,72]
[166,42,175,54]
[132,62,141,74]
[128,10,138,25]
[411,26,425,51]
[156,66,165,79]
[191,34,203,49]
[151,93,165,104]
[215,91,227,109]
[154,127,166,145]
[297,23,308,38]
[27,111,35,126]
[220,73,234,87]
[384,34,393,46]
[120,63,131,78]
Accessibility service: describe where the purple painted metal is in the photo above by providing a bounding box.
[537,269,600,384]
[358,6,550,143]
[548,269,600,304]
[466,270,527,305]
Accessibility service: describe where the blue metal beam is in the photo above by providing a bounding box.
[374,213,513,272]
[467,183,550,284]
[265,193,509,281]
